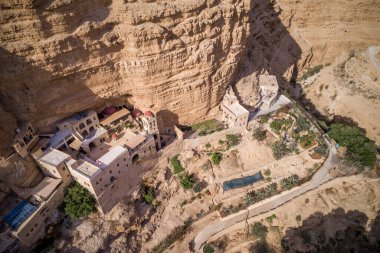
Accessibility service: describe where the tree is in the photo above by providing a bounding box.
[211,152,222,165]
[253,127,267,141]
[179,173,195,190]
[295,117,311,132]
[63,183,96,218]
[226,134,242,149]
[272,140,294,160]
[328,123,377,167]
[203,244,214,253]
[251,222,268,239]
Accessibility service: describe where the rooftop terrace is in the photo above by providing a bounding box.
[225,103,249,116]
[39,148,70,166]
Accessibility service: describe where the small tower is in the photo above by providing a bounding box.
[141,111,161,150]
[12,122,39,158]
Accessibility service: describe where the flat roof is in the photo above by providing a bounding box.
[226,103,249,116]
[3,201,37,230]
[57,110,97,126]
[39,148,70,166]
[82,127,108,147]
[124,131,146,149]
[259,75,279,88]
[74,160,101,177]
[31,177,61,201]
[100,108,130,126]
[98,145,127,167]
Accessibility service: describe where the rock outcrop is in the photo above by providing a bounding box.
[0,0,251,158]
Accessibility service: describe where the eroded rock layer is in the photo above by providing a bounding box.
[0,0,251,158]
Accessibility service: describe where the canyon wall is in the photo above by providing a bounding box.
[0,0,251,158]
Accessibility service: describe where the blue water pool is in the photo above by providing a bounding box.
[223,171,263,191]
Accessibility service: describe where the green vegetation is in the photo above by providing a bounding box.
[246,183,278,206]
[211,152,222,165]
[153,220,192,253]
[295,117,311,132]
[263,169,271,177]
[271,140,295,160]
[299,65,323,80]
[251,222,268,239]
[259,114,270,124]
[171,155,185,174]
[140,183,155,203]
[218,139,225,145]
[280,174,300,190]
[226,134,242,149]
[328,123,377,167]
[300,132,317,148]
[192,119,224,136]
[250,240,276,253]
[296,214,302,223]
[179,173,195,190]
[205,143,211,149]
[253,127,267,141]
[266,214,277,225]
[203,244,215,253]
[270,118,293,133]
[193,182,203,193]
[63,183,96,219]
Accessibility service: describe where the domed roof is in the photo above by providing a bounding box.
[111,133,117,139]
[103,106,117,116]
[131,109,142,117]
[144,111,154,117]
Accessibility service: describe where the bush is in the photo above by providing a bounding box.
[251,222,268,239]
[153,220,192,253]
[280,174,300,190]
[272,141,293,160]
[211,152,222,165]
[253,127,267,141]
[264,169,271,176]
[299,65,323,80]
[328,123,377,167]
[193,182,203,193]
[226,134,242,149]
[171,155,185,174]
[296,214,302,222]
[63,183,96,219]
[179,173,195,190]
[141,183,155,203]
[296,117,311,132]
[205,143,211,149]
[218,139,225,145]
[300,132,316,148]
[260,115,270,124]
[203,244,215,253]
[266,214,277,225]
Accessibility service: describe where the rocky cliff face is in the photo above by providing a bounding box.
[0,0,251,158]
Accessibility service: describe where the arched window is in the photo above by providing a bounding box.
[89,126,95,132]
[82,130,89,137]
[86,119,93,125]
[79,123,85,130]
[132,154,139,164]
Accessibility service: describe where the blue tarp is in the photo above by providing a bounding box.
[3,201,37,229]
[223,171,263,191]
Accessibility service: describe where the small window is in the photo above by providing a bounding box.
[110,170,112,174]
[31,228,34,232]
[123,158,126,161]
[62,167,66,171]
[26,233,29,237]
[100,178,102,181]
[118,171,121,174]
[117,163,119,167]
[34,223,38,227]
[96,181,99,185]
[100,188,103,191]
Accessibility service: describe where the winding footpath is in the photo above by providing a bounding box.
[192,135,338,251]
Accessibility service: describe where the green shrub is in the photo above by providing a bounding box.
[141,183,155,203]
[192,120,224,135]
[264,169,271,176]
[203,244,215,253]
[251,222,268,239]
[218,139,225,145]
[300,65,323,80]
[295,117,311,132]
[270,118,293,133]
[260,115,270,124]
[211,152,222,165]
[296,214,302,222]
[194,182,203,193]
[328,123,377,167]
[63,183,96,219]
[226,134,242,149]
[179,173,195,190]
[272,141,292,160]
[280,174,300,190]
[300,132,316,148]
[266,214,277,225]
[171,155,185,174]
[153,220,192,253]
[253,127,267,141]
